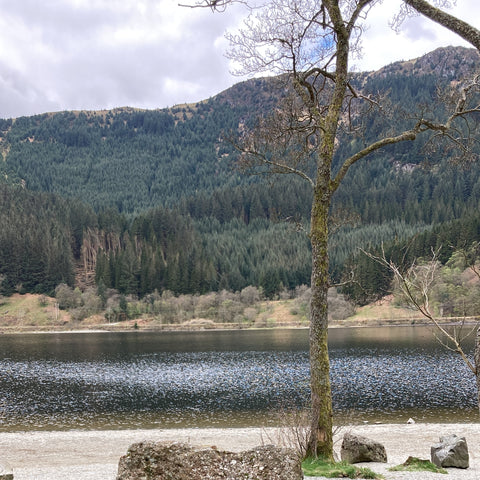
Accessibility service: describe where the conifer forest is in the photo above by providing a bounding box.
[1,46,480,308]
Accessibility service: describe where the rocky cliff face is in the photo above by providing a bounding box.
[367,46,480,80]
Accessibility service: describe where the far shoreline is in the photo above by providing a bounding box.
[0,316,476,335]
[2,292,478,335]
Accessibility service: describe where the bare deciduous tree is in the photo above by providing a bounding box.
[186,0,480,459]
[457,241,480,281]
[367,246,480,413]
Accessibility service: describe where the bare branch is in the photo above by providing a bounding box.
[455,241,480,282]
[179,0,247,12]
[403,0,480,51]
[365,246,477,375]
[331,128,418,192]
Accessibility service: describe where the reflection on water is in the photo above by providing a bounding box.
[0,327,477,431]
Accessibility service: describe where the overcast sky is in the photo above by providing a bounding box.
[0,0,479,119]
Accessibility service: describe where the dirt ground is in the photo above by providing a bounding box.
[0,423,480,479]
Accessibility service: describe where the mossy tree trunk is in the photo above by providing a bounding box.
[307,183,333,458]
[304,5,350,457]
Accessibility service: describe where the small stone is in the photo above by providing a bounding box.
[407,418,415,424]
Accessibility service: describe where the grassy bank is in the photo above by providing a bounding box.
[0,291,429,333]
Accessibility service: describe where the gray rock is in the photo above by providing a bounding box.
[0,460,13,480]
[431,434,469,469]
[116,441,302,480]
[340,432,387,464]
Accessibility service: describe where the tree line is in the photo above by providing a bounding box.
[343,212,480,305]
[0,184,312,297]
[2,178,480,303]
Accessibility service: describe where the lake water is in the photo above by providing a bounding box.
[0,326,477,431]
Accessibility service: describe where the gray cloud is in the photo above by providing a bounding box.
[0,0,478,119]
[0,0,243,118]
[401,15,439,42]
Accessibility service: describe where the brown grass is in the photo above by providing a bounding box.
[0,293,428,333]
[0,293,70,328]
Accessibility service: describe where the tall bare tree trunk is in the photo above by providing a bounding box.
[306,183,333,459]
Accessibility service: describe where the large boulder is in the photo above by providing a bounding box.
[116,441,302,480]
[340,432,387,464]
[431,434,469,469]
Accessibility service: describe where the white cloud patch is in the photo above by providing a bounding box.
[354,0,480,71]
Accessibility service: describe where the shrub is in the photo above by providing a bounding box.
[55,284,81,310]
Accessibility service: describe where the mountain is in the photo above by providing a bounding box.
[365,45,479,79]
[1,46,480,299]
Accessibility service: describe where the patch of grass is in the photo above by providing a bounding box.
[389,456,447,474]
[302,457,383,479]
[0,293,67,327]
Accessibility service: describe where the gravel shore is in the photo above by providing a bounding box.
[0,423,479,479]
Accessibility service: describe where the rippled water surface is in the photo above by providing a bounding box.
[0,327,477,430]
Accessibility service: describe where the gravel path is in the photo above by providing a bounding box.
[0,423,479,479]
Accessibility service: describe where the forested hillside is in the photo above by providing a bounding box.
[1,46,480,300]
